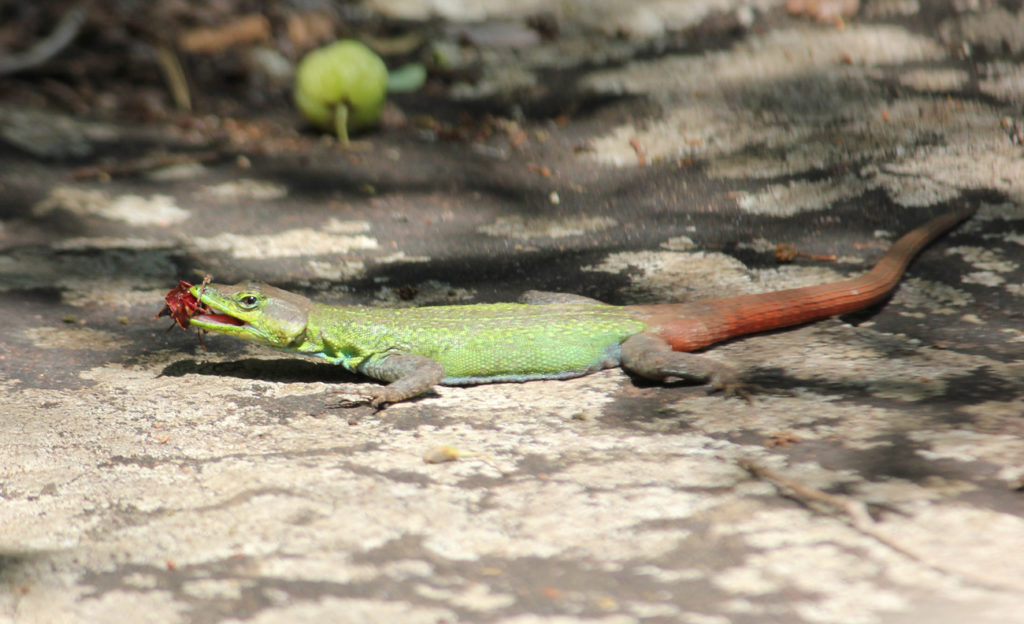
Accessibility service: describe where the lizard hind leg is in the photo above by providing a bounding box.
[620,332,744,396]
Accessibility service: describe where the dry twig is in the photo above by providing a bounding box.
[0,4,89,75]
[738,456,1024,592]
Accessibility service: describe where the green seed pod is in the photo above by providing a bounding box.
[294,39,388,143]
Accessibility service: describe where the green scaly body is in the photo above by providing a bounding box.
[305,302,644,383]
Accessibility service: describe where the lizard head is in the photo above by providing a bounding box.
[189,281,311,348]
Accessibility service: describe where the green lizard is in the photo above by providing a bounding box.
[186,208,974,406]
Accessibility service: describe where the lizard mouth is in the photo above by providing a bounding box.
[191,294,248,327]
[193,311,246,327]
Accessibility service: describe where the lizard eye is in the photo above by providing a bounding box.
[238,295,260,309]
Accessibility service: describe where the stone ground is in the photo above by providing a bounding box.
[2,1,1024,623]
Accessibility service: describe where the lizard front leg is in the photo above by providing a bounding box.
[356,352,445,407]
[620,333,744,395]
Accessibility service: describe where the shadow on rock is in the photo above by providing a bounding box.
[160,357,359,385]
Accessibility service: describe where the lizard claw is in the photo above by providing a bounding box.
[329,387,389,410]
[711,380,757,403]
[330,397,371,409]
[710,378,794,402]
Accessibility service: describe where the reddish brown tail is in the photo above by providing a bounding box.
[628,207,976,352]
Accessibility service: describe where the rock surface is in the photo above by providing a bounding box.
[1,1,1023,623]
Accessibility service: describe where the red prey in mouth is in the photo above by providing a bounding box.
[155,277,244,344]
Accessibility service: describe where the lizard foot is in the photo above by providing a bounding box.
[330,383,440,410]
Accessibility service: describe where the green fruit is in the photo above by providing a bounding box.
[294,40,388,142]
